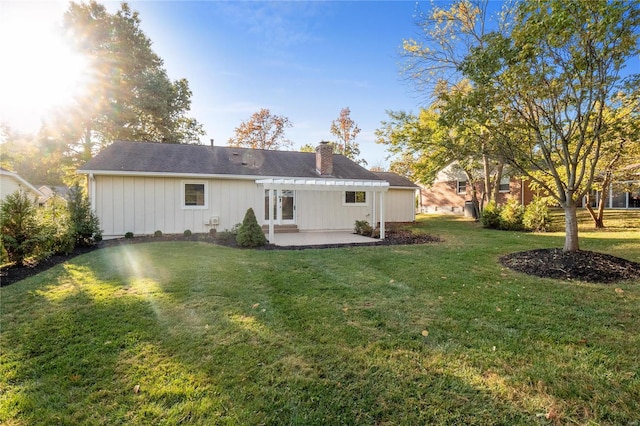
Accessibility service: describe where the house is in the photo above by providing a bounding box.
[371,171,419,222]
[78,141,416,240]
[0,168,44,203]
[38,185,71,204]
[419,162,640,215]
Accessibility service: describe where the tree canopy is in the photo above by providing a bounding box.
[1,1,205,185]
[387,0,640,252]
[330,107,366,165]
[228,108,293,150]
[48,1,204,166]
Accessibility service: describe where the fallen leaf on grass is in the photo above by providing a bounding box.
[421,330,429,337]
[133,384,140,394]
[615,288,624,295]
[252,303,260,309]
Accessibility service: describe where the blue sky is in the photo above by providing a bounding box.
[1,1,428,168]
[115,1,425,168]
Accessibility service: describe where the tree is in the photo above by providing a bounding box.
[376,107,485,218]
[460,0,640,251]
[330,107,366,165]
[228,108,293,150]
[393,1,508,209]
[49,0,204,168]
[0,127,68,186]
[401,0,505,100]
[236,208,267,247]
[585,93,640,228]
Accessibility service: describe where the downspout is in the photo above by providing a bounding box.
[89,173,96,212]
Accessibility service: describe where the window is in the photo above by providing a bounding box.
[345,191,367,205]
[499,176,510,192]
[456,181,467,194]
[183,182,207,208]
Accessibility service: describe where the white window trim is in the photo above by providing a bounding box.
[499,176,511,193]
[181,180,208,209]
[456,181,467,194]
[343,190,368,206]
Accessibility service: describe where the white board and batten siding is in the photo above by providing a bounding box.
[384,188,417,223]
[296,190,374,232]
[94,175,262,237]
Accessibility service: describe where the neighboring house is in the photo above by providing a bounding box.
[0,168,44,203]
[38,185,71,204]
[78,141,416,240]
[418,164,533,216]
[588,164,640,209]
[420,162,640,216]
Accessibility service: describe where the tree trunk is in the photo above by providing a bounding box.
[584,193,605,229]
[563,203,580,252]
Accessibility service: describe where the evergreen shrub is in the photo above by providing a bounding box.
[236,208,267,247]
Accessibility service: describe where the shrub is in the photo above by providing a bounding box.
[183,229,192,237]
[0,238,8,265]
[37,197,74,257]
[68,185,102,246]
[154,230,163,237]
[499,199,525,231]
[0,190,41,265]
[354,220,373,236]
[236,208,267,247]
[125,232,134,239]
[480,201,502,229]
[209,228,217,237]
[523,197,552,232]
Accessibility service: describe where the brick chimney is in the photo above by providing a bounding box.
[315,142,333,176]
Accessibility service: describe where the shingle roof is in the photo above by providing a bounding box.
[78,141,385,181]
[372,171,418,188]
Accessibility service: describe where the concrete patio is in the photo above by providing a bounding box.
[268,231,380,247]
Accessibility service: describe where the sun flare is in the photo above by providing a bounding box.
[0,2,89,133]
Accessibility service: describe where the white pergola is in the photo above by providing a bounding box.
[256,178,390,243]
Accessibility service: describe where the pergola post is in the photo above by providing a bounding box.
[268,188,275,243]
[379,191,385,240]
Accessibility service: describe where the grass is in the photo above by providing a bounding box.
[1,213,639,425]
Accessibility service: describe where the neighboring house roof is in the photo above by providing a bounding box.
[38,185,71,203]
[372,171,419,189]
[78,141,385,182]
[0,168,44,200]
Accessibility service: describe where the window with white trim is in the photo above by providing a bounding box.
[499,176,510,192]
[183,181,207,209]
[345,191,367,205]
[456,181,467,194]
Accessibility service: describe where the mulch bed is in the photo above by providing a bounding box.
[500,248,640,284]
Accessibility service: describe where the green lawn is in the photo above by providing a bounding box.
[1,214,639,425]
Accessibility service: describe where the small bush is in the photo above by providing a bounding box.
[183,229,192,237]
[480,201,502,229]
[154,230,163,237]
[0,190,41,265]
[499,199,525,231]
[209,228,217,237]
[236,208,267,248]
[354,220,373,236]
[68,185,102,246]
[37,197,74,257]
[523,197,552,232]
[125,232,134,239]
